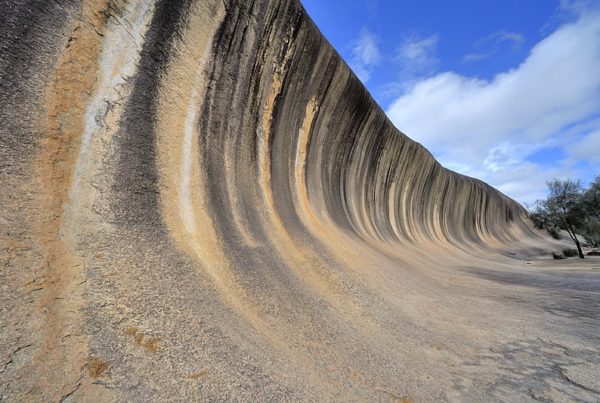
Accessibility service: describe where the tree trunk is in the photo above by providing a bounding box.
[566,224,585,259]
[574,235,585,259]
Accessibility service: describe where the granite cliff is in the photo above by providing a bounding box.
[2,1,599,401]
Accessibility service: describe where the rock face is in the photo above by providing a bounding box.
[2,1,600,401]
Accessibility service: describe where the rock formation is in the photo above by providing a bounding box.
[2,1,599,401]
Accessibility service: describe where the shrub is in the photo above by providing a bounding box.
[563,249,578,257]
[552,251,565,260]
[582,218,600,247]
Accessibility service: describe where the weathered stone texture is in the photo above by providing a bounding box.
[1,1,599,401]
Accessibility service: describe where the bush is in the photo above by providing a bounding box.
[549,230,560,240]
[529,179,586,259]
[563,249,578,257]
[582,218,600,247]
[552,251,566,260]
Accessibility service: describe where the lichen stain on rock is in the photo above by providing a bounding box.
[125,326,161,354]
[87,357,109,377]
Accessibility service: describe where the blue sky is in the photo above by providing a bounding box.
[301,0,600,205]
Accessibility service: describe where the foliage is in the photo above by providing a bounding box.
[584,175,600,218]
[581,175,600,247]
[529,179,588,258]
[581,218,600,247]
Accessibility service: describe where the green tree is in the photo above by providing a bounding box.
[582,175,600,247]
[584,175,600,218]
[530,179,587,259]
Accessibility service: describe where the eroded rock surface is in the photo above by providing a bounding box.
[1,1,599,401]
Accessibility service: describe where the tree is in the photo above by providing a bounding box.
[530,179,587,259]
[582,175,600,247]
[584,175,600,218]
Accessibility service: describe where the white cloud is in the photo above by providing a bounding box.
[462,31,524,63]
[559,0,597,16]
[569,129,600,163]
[350,29,381,83]
[461,52,495,63]
[395,34,439,74]
[493,163,580,206]
[483,142,529,173]
[475,31,524,49]
[373,34,439,100]
[386,12,600,204]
